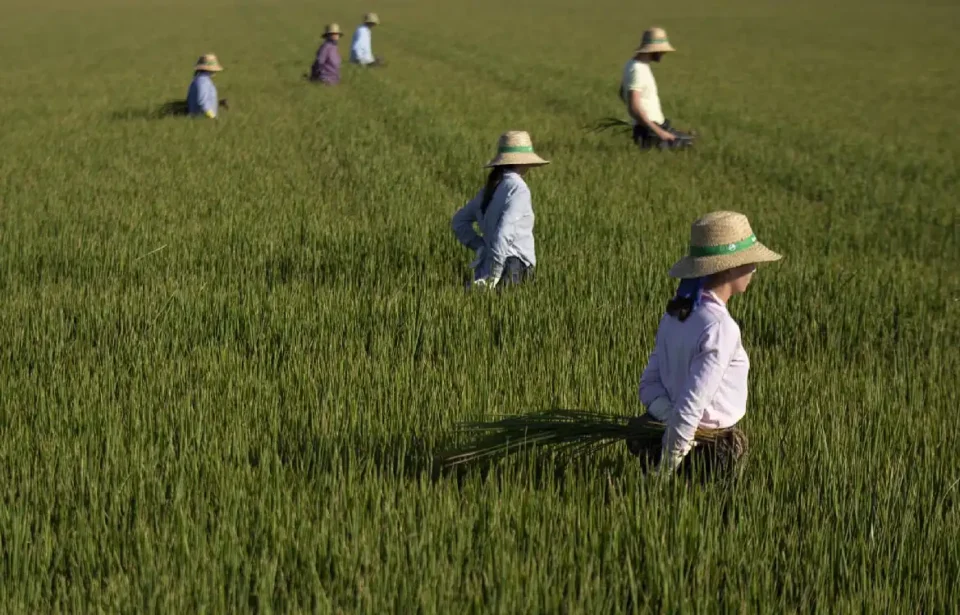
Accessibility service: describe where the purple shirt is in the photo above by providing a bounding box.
[311,40,340,84]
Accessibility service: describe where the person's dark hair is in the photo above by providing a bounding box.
[480,166,505,215]
[665,296,694,322]
[666,276,710,322]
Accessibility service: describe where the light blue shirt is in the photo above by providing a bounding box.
[350,25,375,64]
[451,171,536,281]
[187,72,218,117]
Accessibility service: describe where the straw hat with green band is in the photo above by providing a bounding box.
[484,131,550,168]
[668,211,782,278]
[324,23,341,36]
[636,27,676,54]
[194,53,224,72]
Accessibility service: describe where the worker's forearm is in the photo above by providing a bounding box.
[630,104,659,132]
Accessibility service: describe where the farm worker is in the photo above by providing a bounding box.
[310,24,342,84]
[187,54,224,119]
[630,211,783,475]
[620,28,694,149]
[350,13,384,66]
[451,131,549,290]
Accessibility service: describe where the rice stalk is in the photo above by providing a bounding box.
[440,409,725,468]
[584,117,633,135]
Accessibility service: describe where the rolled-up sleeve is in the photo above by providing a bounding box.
[625,63,644,94]
[663,320,739,453]
[451,194,484,251]
[486,183,530,280]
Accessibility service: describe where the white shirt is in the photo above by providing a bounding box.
[350,25,374,64]
[638,291,749,452]
[450,171,535,281]
[621,59,665,125]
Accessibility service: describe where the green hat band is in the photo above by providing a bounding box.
[498,145,535,154]
[689,234,757,257]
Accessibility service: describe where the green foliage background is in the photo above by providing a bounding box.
[0,0,957,610]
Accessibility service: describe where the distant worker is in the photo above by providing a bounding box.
[620,28,694,149]
[350,13,385,67]
[187,54,224,119]
[310,24,342,85]
[451,131,550,290]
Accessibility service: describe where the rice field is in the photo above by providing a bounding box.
[0,0,958,610]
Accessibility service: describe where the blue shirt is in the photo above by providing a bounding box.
[350,25,375,64]
[187,72,218,117]
[451,171,536,281]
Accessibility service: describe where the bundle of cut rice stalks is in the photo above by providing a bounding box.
[584,117,633,136]
[440,409,725,468]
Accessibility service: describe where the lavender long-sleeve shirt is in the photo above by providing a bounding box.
[311,40,341,84]
[639,291,749,454]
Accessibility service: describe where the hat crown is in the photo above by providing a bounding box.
[364,12,379,23]
[325,23,341,34]
[689,211,755,248]
[497,131,534,151]
[642,27,669,44]
[198,54,218,65]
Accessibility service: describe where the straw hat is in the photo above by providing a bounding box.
[324,23,342,36]
[636,27,676,54]
[668,211,782,278]
[484,131,550,168]
[363,12,380,25]
[194,54,224,72]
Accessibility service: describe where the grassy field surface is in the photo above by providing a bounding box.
[0,0,958,611]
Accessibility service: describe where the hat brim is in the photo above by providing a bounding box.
[196,64,224,72]
[668,242,782,279]
[484,152,550,168]
[636,42,676,54]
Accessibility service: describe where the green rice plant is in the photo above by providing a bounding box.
[0,0,957,610]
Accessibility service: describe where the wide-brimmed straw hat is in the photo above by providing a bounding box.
[668,211,782,278]
[324,23,342,36]
[363,12,380,24]
[195,54,224,72]
[484,131,550,168]
[636,27,676,54]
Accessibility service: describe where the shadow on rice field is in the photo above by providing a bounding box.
[279,426,743,498]
[108,101,190,121]
[109,99,233,121]
[274,425,670,493]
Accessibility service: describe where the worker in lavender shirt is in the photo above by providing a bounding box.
[628,211,783,477]
[310,24,342,85]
